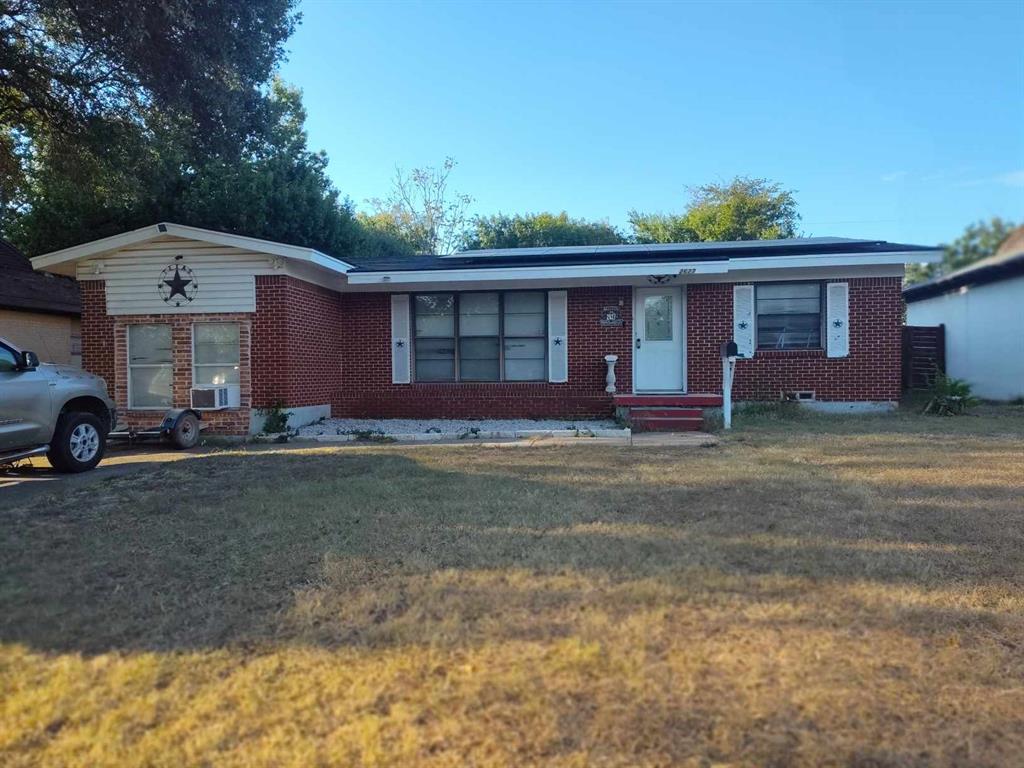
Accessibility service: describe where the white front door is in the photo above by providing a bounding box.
[634,287,685,392]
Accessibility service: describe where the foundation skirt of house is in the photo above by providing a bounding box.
[249,404,331,435]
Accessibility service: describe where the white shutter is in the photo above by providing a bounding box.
[548,290,568,383]
[391,294,411,384]
[826,282,850,358]
[733,285,755,358]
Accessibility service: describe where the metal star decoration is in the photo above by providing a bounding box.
[395,339,405,348]
[162,266,192,301]
[833,319,844,328]
[738,321,749,330]
[553,337,563,346]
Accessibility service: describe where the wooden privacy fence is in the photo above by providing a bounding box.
[902,324,946,390]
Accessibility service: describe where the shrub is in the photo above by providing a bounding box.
[257,401,293,434]
[922,374,979,416]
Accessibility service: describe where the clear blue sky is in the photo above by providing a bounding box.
[279,0,1023,246]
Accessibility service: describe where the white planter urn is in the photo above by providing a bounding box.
[604,354,619,394]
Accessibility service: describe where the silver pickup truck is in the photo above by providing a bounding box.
[0,336,116,472]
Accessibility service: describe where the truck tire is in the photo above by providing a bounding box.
[48,412,106,473]
[170,413,200,449]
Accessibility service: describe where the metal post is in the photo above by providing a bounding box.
[722,356,734,430]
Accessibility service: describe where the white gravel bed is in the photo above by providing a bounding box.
[297,417,621,440]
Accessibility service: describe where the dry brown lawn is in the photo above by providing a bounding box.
[2,407,1023,767]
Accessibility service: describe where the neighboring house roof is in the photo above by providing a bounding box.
[0,239,81,315]
[31,222,357,276]
[903,225,1024,303]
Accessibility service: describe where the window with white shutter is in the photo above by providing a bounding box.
[826,282,850,358]
[733,285,755,358]
[391,294,411,384]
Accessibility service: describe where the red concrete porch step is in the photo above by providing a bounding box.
[614,393,721,433]
[628,407,702,419]
[613,393,723,408]
[629,413,705,432]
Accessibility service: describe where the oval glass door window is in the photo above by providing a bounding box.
[644,295,673,340]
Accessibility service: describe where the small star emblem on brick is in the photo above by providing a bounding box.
[738,321,749,330]
[832,319,844,328]
[553,337,563,346]
[395,339,405,348]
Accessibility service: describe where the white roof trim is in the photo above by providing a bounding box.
[348,249,941,285]
[347,260,730,285]
[30,222,356,274]
[725,250,942,270]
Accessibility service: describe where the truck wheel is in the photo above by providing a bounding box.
[48,412,106,473]
[170,413,200,449]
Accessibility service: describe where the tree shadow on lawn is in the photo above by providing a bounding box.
[0,444,1021,655]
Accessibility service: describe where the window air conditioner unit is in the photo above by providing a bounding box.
[191,385,230,410]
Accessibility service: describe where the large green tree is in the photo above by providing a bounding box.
[1,0,296,149]
[629,177,801,243]
[2,0,406,261]
[462,211,626,250]
[905,217,1018,284]
[11,81,406,259]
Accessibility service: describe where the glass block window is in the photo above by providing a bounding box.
[413,291,547,382]
[193,323,240,387]
[503,292,547,381]
[756,283,823,350]
[414,294,457,381]
[458,292,500,381]
[129,324,173,408]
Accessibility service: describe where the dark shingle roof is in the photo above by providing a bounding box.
[0,240,81,315]
[903,226,1024,303]
[350,237,937,272]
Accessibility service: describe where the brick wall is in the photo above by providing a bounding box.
[687,277,903,401]
[253,275,343,408]
[77,274,902,434]
[112,313,252,434]
[334,286,633,418]
[80,280,114,385]
[79,275,342,436]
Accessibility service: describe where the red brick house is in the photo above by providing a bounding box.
[31,223,939,434]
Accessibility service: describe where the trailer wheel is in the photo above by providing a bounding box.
[170,413,200,449]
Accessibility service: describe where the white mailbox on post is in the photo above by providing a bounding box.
[721,340,738,430]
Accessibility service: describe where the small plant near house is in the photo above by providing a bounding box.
[342,429,393,442]
[922,374,979,416]
[257,402,293,434]
[736,399,805,421]
[458,426,482,440]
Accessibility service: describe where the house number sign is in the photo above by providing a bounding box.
[600,306,623,326]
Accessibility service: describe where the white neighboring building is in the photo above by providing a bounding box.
[904,228,1024,401]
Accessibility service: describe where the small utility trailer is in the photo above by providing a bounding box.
[107,408,204,449]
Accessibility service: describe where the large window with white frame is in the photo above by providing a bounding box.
[193,323,240,387]
[755,282,823,350]
[128,324,173,408]
[413,291,547,382]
